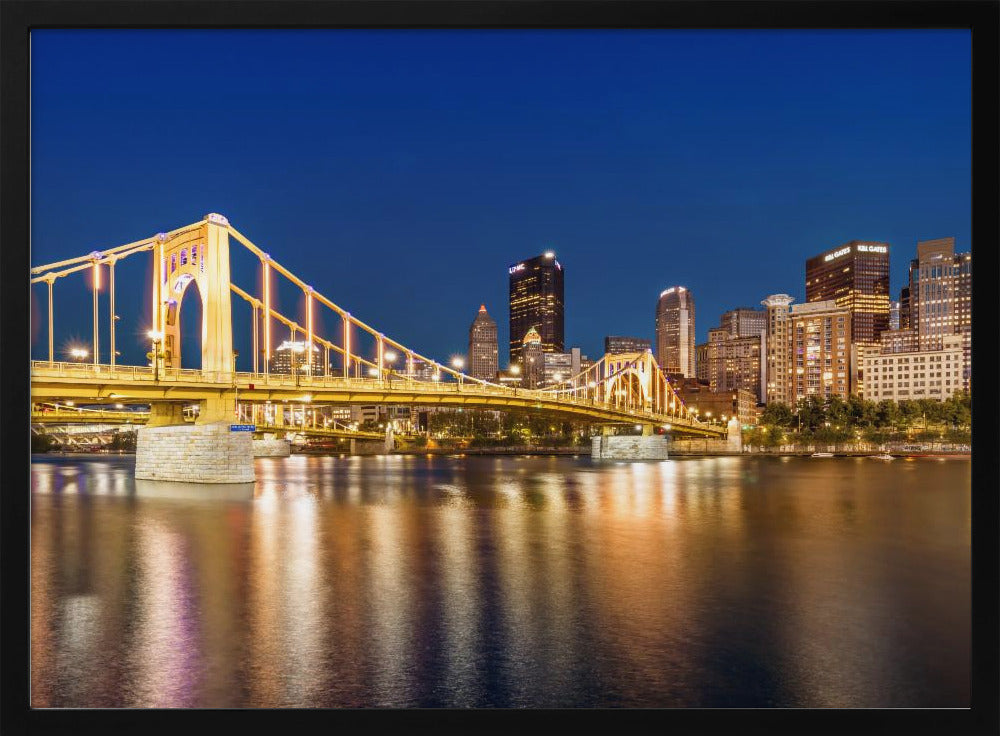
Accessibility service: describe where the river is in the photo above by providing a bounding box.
[30,453,970,708]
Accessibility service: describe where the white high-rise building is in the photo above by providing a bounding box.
[655,286,695,376]
[761,294,795,405]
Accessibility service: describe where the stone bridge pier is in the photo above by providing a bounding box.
[135,397,255,483]
[591,424,670,460]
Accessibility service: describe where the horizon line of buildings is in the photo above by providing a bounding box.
[266,235,972,429]
[465,235,971,423]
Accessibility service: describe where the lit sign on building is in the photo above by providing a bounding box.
[824,243,888,261]
[509,263,526,274]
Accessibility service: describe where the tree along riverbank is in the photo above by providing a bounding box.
[671,446,971,457]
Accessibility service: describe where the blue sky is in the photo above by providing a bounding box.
[30,30,970,369]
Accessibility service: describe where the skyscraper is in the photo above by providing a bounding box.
[805,241,890,345]
[508,251,564,366]
[467,304,498,382]
[655,287,695,376]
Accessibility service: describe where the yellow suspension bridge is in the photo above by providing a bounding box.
[30,213,725,480]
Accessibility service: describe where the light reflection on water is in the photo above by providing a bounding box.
[30,453,970,708]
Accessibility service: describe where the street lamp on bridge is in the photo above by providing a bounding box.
[69,347,89,362]
[384,351,397,388]
[147,330,164,381]
[451,357,464,390]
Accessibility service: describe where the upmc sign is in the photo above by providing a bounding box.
[508,263,526,274]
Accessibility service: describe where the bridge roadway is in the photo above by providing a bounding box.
[31,361,726,439]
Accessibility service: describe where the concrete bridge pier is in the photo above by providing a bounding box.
[350,438,388,455]
[591,425,670,461]
[135,397,255,484]
[253,432,291,457]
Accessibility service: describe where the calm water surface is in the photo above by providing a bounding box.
[30,453,970,708]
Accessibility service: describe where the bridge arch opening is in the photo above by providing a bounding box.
[176,277,204,369]
[607,369,648,411]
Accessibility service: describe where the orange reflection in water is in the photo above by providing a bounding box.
[29,454,970,708]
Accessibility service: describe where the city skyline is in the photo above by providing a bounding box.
[29,30,970,368]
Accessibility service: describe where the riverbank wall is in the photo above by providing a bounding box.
[671,440,971,457]
[390,446,589,456]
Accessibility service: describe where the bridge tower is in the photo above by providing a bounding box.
[136,213,253,485]
[153,213,234,374]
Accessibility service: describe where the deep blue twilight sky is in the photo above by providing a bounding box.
[30,30,970,370]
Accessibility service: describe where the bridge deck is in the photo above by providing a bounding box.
[31,362,727,439]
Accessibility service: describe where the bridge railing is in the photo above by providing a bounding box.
[33,409,147,421]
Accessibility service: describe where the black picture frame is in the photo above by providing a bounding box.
[2,2,997,734]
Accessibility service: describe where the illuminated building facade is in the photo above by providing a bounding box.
[268,340,322,375]
[674,380,760,427]
[508,251,564,365]
[541,346,589,388]
[879,327,919,354]
[788,300,853,401]
[468,304,498,382]
[405,358,438,381]
[719,307,767,338]
[762,294,794,405]
[521,327,544,389]
[604,335,651,355]
[695,323,766,403]
[542,351,573,388]
[907,238,971,389]
[655,286,695,376]
[863,334,966,402]
[889,300,900,331]
[805,241,890,346]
